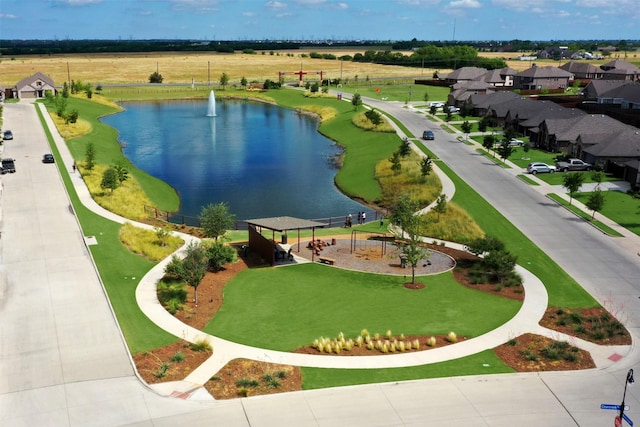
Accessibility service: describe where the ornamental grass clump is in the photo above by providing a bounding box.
[427,336,437,347]
[446,332,458,343]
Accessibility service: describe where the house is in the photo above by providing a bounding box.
[514,65,573,90]
[576,128,640,183]
[468,91,522,118]
[537,46,571,60]
[477,67,517,87]
[538,114,628,154]
[441,67,488,84]
[559,61,603,81]
[582,80,628,100]
[448,80,494,106]
[14,72,57,99]
[600,60,640,81]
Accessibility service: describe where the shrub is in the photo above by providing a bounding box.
[154,362,170,378]
[446,332,458,343]
[267,378,281,388]
[235,378,259,388]
[190,339,213,352]
[237,388,249,397]
[276,371,287,379]
[170,351,185,363]
[426,336,436,347]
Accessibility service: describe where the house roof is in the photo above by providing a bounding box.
[444,66,488,81]
[469,91,521,110]
[599,83,640,103]
[15,71,56,90]
[601,59,640,72]
[583,80,629,98]
[559,61,600,75]
[545,114,629,142]
[244,216,327,232]
[495,98,551,120]
[516,65,573,79]
[581,129,640,157]
[519,107,585,129]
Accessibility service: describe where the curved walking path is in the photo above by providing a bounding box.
[36,102,631,400]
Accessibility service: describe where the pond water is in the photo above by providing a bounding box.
[102,100,367,221]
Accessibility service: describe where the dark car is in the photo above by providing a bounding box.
[43,154,55,163]
[422,130,435,140]
[1,158,16,174]
[3,130,13,140]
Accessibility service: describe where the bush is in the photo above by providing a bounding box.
[190,339,213,352]
[235,378,259,388]
[170,351,185,362]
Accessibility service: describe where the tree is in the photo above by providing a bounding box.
[562,173,585,205]
[389,195,428,285]
[429,105,437,115]
[166,242,208,307]
[310,82,320,93]
[112,162,129,183]
[586,188,605,220]
[219,72,229,89]
[204,240,237,272]
[478,116,488,133]
[389,151,402,175]
[419,156,432,179]
[423,92,429,102]
[497,139,514,161]
[482,135,495,152]
[240,76,247,87]
[432,194,447,221]
[522,142,531,158]
[56,95,68,117]
[445,110,452,122]
[100,167,118,193]
[365,109,382,126]
[85,142,96,171]
[398,138,411,157]
[65,109,79,124]
[351,93,362,110]
[466,236,505,256]
[461,120,472,136]
[484,250,518,284]
[591,170,605,189]
[199,202,235,241]
[149,71,163,83]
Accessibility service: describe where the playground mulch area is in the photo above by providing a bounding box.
[292,238,457,276]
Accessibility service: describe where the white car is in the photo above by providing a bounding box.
[508,138,524,146]
[527,162,556,174]
[445,106,460,113]
[429,102,444,109]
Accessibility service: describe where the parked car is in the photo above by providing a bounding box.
[508,138,524,146]
[1,158,16,173]
[422,130,435,140]
[42,154,55,163]
[527,162,556,174]
[3,130,13,140]
[429,102,444,109]
[555,158,593,172]
[446,106,460,113]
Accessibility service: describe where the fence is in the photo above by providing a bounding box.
[144,206,385,231]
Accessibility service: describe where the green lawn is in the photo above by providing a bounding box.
[302,350,514,390]
[41,97,180,212]
[205,263,521,351]
[337,83,450,104]
[546,193,623,237]
[574,190,640,236]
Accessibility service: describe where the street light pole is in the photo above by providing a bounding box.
[619,369,635,424]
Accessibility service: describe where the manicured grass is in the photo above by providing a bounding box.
[338,83,450,104]
[301,350,514,390]
[534,170,619,186]
[41,97,180,212]
[204,263,522,351]
[574,190,640,236]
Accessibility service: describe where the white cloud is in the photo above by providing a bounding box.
[293,0,327,4]
[335,2,348,9]
[139,10,153,16]
[55,0,102,5]
[266,1,288,9]
[0,13,17,19]
[243,11,258,16]
[276,12,294,18]
[449,0,480,8]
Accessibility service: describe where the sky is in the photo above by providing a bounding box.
[1,0,638,42]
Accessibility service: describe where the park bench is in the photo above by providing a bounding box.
[318,256,336,265]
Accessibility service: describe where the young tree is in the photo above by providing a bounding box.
[586,188,605,220]
[461,120,472,135]
[100,167,119,193]
[85,142,96,171]
[497,139,514,161]
[591,170,605,189]
[562,173,585,205]
[219,72,229,89]
[112,162,129,184]
[364,109,382,125]
[389,195,428,285]
[423,92,429,103]
[478,116,488,133]
[199,202,236,241]
[429,105,437,115]
[62,82,70,98]
[419,156,432,179]
[351,93,362,110]
[65,109,79,124]
[56,95,68,117]
[445,110,452,122]
[166,242,208,307]
[432,194,447,221]
[398,138,411,157]
[389,151,402,175]
[482,134,495,152]
[240,76,247,87]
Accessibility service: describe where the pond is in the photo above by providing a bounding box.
[102,99,367,221]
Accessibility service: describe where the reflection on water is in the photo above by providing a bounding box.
[102,100,366,220]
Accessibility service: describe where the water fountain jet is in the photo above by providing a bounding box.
[206,90,216,117]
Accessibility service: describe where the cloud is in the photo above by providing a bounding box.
[243,11,258,16]
[449,0,480,7]
[0,13,17,19]
[266,1,288,9]
[276,12,293,18]
[170,0,219,13]
[54,0,102,5]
